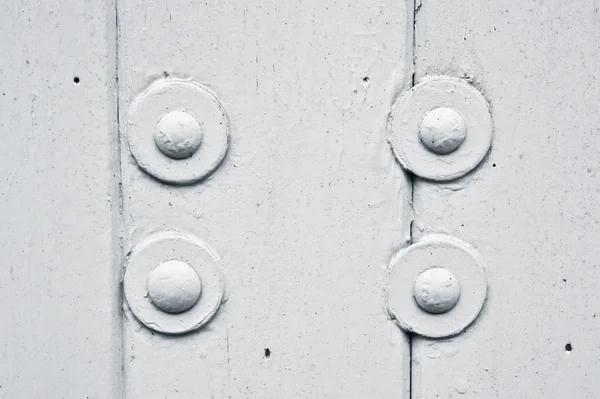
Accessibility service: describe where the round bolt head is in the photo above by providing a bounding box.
[384,235,487,338]
[147,259,202,314]
[414,267,461,314]
[419,107,467,155]
[124,232,225,334]
[154,110,203,159]
[387,77,493,181]
[128,79,230,185]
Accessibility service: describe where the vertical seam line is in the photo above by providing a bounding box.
[409,1,418,398]
[113,0,126,396]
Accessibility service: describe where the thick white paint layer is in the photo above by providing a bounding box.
[0,0,122,397]
[412,0,600,397]
[127,79,230,185]
[118,0,412,397]
[123,231,225,334]
[4,1,595,397]
[147,260,202,314]
[384,235,486,338]
[419,107,467,155]
[388,76,493,181]
[413,267,461,314]
[154,111,203,160]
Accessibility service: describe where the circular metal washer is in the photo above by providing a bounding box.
[124,231,225,335]
[388,76,493,181]
[127,78,230,185]
[383,235,487,338]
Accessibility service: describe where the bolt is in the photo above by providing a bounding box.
[419,107,467,155]
[147,260,202,314]
[154,111,203,159]
[413,267,460,314]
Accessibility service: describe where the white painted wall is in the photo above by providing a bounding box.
[118,0,412,398]
[4,0,599,398]
[0,1,122,398]
[411,1,600,398]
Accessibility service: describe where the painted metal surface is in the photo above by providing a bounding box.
[123,231,225,334]
[410,0,600,398]
[413,267,461,314]
[388,76,493,181]
[384,235,487,338]
[147,259,203,314]
[117,0,412,397]
[0,1,122,398]
[127,79,230,185]
[4,0,600,397]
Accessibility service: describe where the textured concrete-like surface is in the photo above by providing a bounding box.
[118,0,413,397]
[411,0,600,398]
[5,0,597,397]
[0,1,123,397]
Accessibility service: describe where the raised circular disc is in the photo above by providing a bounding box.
[127,79,230,185]
[124,231,225,335]
[388,76,493,181]
[383,235,487,338]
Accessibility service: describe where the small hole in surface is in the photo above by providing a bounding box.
[492,163,497,167]
[264,348,271,358]
[73,77,80,84]
[362,76,370,83]
[565,343,572,352]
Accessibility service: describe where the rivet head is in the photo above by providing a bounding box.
[414,267,461,314]
[154,111,203,159]
[147,259,202,314]
[124,232,225,334]
[128,79,230,185]
[384,235,487,338]
[387,77,493,181]
[419,107,467,155]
